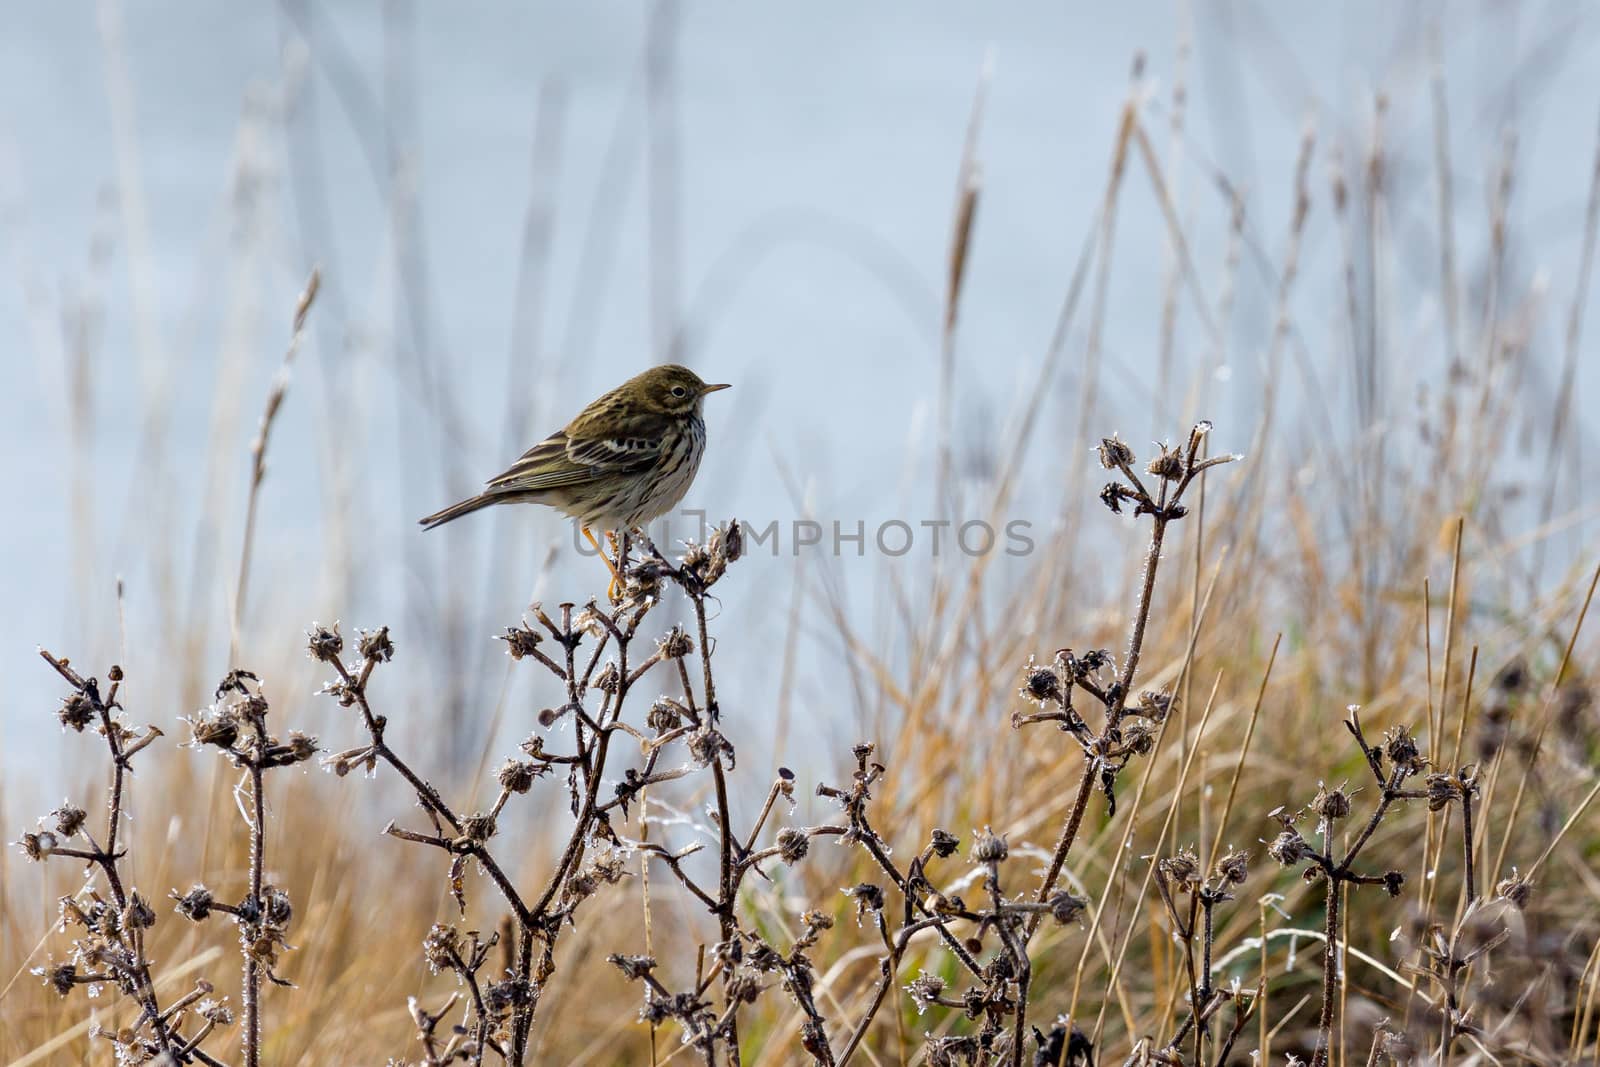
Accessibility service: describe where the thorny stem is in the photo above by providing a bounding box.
[854,816,983,977]
[689,588,743,1063]
[335,536,772,1067]
[243,751,266,1067]
[1028,437,1232,926]
[39,651,182,1060]
[338,652,542,937]
[1110,470,1172,731]
[837,914,955,1066]
[1008,429,1234,1067]
[1314,871,1342,1067]
[332,657,464,835]
[1305,726,1419,1067]
[1197,895,1216,1066]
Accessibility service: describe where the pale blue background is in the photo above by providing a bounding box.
[2,3,1596,810]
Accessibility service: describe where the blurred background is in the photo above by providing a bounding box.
[3,3,1600,1060]
[4,2,1595,799]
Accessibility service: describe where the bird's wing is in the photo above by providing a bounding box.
[564,432,667,469]
[486,423,666,494]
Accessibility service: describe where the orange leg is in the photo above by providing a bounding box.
[583,526,625,600]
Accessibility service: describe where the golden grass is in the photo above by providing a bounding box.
[5,27,1600,1067]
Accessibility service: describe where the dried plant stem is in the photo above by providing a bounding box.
[231,269,320,663]
[242,748,266,1067]
[41,654,180,1057]
[1087,672,1225,1055]
[1205,632,1280,870]
[1031,444,1233,916]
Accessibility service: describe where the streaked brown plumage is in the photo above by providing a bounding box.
[419,364,730,539]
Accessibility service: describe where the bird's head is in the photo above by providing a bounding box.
[630,364,731,416]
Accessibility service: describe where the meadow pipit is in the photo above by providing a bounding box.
[420,364,730,594]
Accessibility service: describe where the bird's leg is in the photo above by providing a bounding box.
[609,530,633,600]
[583,526,626,600]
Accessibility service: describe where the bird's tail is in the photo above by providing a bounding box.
[418,493,497,530]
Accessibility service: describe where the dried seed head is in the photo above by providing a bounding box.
[845,883,885,916]
[717,520,744,563]
[608,953,657,981]
[1495,872,1533,910]
[906,972,946,1012]
[499,625,543,660]
[262,886,293,926]
[58,896,91,929]
[726,972,762,1007]
[215,668,260,699]
[57,693,95,732]
[51,803,87,838]
[1021,661,1062,704]
[1312,784,1352,823]
[484,977,534,1018]
[1100,482,1137,514]
[35,961,78,997]
[972,827,1009,864]
[1098,435,1135,470]
[1146,446,1184,481]
[20,831,58,861]
[1159,848,1201,890]
[497,759,540,794]
[1268,828,1313,866]
[1121,720,1156,756]
[1425,773,1464,812]
[801,909,834,935]
[712,936,743,969]
[198,997,234,1026]
[283,731,319,764]
[1137,690,1174,722]
[647,697,683,732]
[122,891,157,931]
[564,869,599,903]
[1383,725,1423,771]
[776,828,809,865]
[680,539,711,574]
[357,626,395,663]
[1212,848,1250,886]
[1048,891,1089,925]
[173,885,215,922]
[462,813,498,844]
[1075,649,1111,677]
[688,727,735,768]
[657,626,695,659]
[422,924,461,974]
[189,708,240,750]
[305,622,344,664]
[929,828,961,858]
[591,661,621,695]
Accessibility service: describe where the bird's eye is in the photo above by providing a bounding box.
[671,386,688,399]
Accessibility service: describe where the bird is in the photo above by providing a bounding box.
[419,364,731,595]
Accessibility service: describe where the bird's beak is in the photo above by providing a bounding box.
[701,382,732,394]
